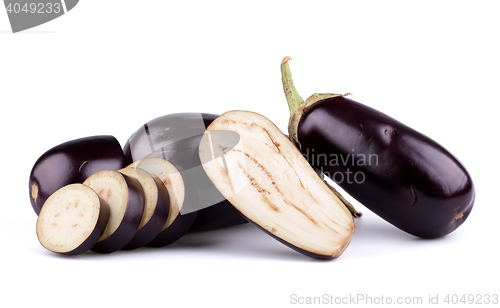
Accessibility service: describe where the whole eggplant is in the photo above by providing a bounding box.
[29,135,126,215]
[123,113,248,232]
[281,57,475,238]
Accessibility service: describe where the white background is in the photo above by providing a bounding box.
[1,1,499,307]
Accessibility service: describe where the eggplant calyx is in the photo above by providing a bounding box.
[315,168,362,218]
[324,181,362,218]
[281,57,360,218]
[280,56,347,150]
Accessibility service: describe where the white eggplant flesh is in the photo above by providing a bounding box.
[83,170,145,253]
[131,158,184,231]
[119,166,170,250]
[36,184,110,255]
[199,110,355,259]
[131,158,197,247]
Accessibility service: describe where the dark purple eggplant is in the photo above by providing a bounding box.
[83,170,145,253]
[123,113,247,232]
[280,57,475,239]
[29,135,126,215]
[36,184,110,255]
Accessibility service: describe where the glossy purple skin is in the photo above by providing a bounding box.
[123,113,247,232]
[90,174,145,254]
[29,135,127,215]
[146,211,198,247]
[122,176,170,251]
[298,97,475,238]
[237,210,337,260]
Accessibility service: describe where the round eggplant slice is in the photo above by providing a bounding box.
[131,158,197,247]
[199,110,355,259]
[29,135,126,215]
[119,166,170,250]
[36,184,110,255]
[83,170,145,253]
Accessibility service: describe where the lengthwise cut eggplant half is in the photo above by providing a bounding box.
[199,111,355,259]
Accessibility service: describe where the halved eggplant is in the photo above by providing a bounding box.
[123,113,248,232]
[119,166,170,250]
[36,184,110,255]
[131,158,197,247]
[29,135,126,215]
[199,110,355,259]
[83,170,145,253]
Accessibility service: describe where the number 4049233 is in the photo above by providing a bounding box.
[5,2,62,14]
[443,294,498,305]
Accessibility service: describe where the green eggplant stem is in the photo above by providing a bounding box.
[282,56,361,218]
[281,56,305,117]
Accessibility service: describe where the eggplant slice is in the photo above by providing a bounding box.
[131,158,198,247]
[199,111,355,259]
[119,166,170,250]
[83,170,145,253]
[36,184,110,255]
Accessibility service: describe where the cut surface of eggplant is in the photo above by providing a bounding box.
[119,166,170,250]
[83,170,145,253]
[199,110,355,259]
[132,158,184,230]
[131,158,197,247]
[36,184,110,255]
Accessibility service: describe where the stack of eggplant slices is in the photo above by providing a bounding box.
[29,57,475,259]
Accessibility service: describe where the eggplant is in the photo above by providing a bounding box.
[280,56,475,238]
[199,110,355,259]
[36,184,110,255]
[130,158,197,247]
[123,113,247,232]
[119,166,170,250]
[83,170,145,253]
[29,135,126,215]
